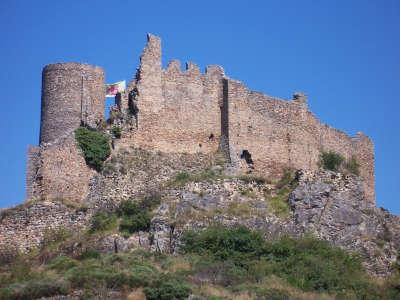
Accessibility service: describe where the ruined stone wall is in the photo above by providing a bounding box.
[40,63,105,144]
[226,79,375,204]
[26,145,41,199]
[38,135,96,203]
[351,133,375,204]
[27,33,375,206]
[133,34,222,153]
[0,200,89,254]
[29,63,105,203]
[26,134,96,204]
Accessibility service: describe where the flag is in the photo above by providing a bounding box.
[106,80,126,97]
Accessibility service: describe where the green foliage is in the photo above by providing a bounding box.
[269,188,291,218]
[1,225,399,300]
[345,156,360,175]
[65,252,158,291]
[144,276,192,300]
[182,225,388,296]
[0,278,69,300]
[75,127,111,171]
[111,126,122,138]
[90,212,117,233]
[117,200,141,217]
[182,226,265,264]
[47,255,78,271]
[320,151,361,176]
[79,249,100,260]
[320,151,345,172]
[119,213,151,233]
[173,172,191,186]
[118,199,151,234]
[66,264,129,289]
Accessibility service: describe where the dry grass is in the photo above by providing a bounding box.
[126,288,146,300]
[196,284,253,300]
[160,256,192,273]
[252,276,335,300]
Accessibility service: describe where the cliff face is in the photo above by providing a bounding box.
[2,147,399,277]
[289,171,400,276]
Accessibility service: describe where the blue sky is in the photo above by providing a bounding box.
[0,0,399,214]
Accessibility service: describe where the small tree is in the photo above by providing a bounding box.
[118,199,151,234]
[320,151,345,172]
[75,127,111,171]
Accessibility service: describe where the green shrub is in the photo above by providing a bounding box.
[103,253,158,287]
[75,127,111,171]
[119,213,151,233]
[144,276,192,300]
[182,226,265,264]
[172,172,192,187]
[47,255,78,271]
[111,126,122,138]
[266,236,368,293]
[118,200,152,233]
[193,258,248,286]
[345,156,360,175]
[79,249,100,260]
[0,278,69,300]
[182,226,378,295]
[90,212,117,233]
[118,200,141,217]
[320,151,345,172]
[66,264,129,289]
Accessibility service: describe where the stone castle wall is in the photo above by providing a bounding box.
[130,34,375,204]
[27,63,105,203]
[132,34,222,154]
[26,33,375,205]
[226,79,375,204]
[26,136,96,203]
[40,63,105,144]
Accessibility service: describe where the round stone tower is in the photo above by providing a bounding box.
[40,63,105,144]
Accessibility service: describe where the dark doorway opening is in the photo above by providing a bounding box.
[240,150,254,166]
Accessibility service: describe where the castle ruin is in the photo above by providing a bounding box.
[26,34,375,205]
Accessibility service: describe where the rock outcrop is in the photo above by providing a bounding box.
[1,148,399,277]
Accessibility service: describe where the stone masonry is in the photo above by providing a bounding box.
[26,33,375,205]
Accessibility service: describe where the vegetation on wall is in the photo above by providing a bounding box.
[320,151,360,175]
[118,200,151,234]
[88,194,161,236]
[111,126,122,139]
[320,151,345,172]
[74,127,111,171]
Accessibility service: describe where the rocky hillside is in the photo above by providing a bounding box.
[0,146,399,299]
